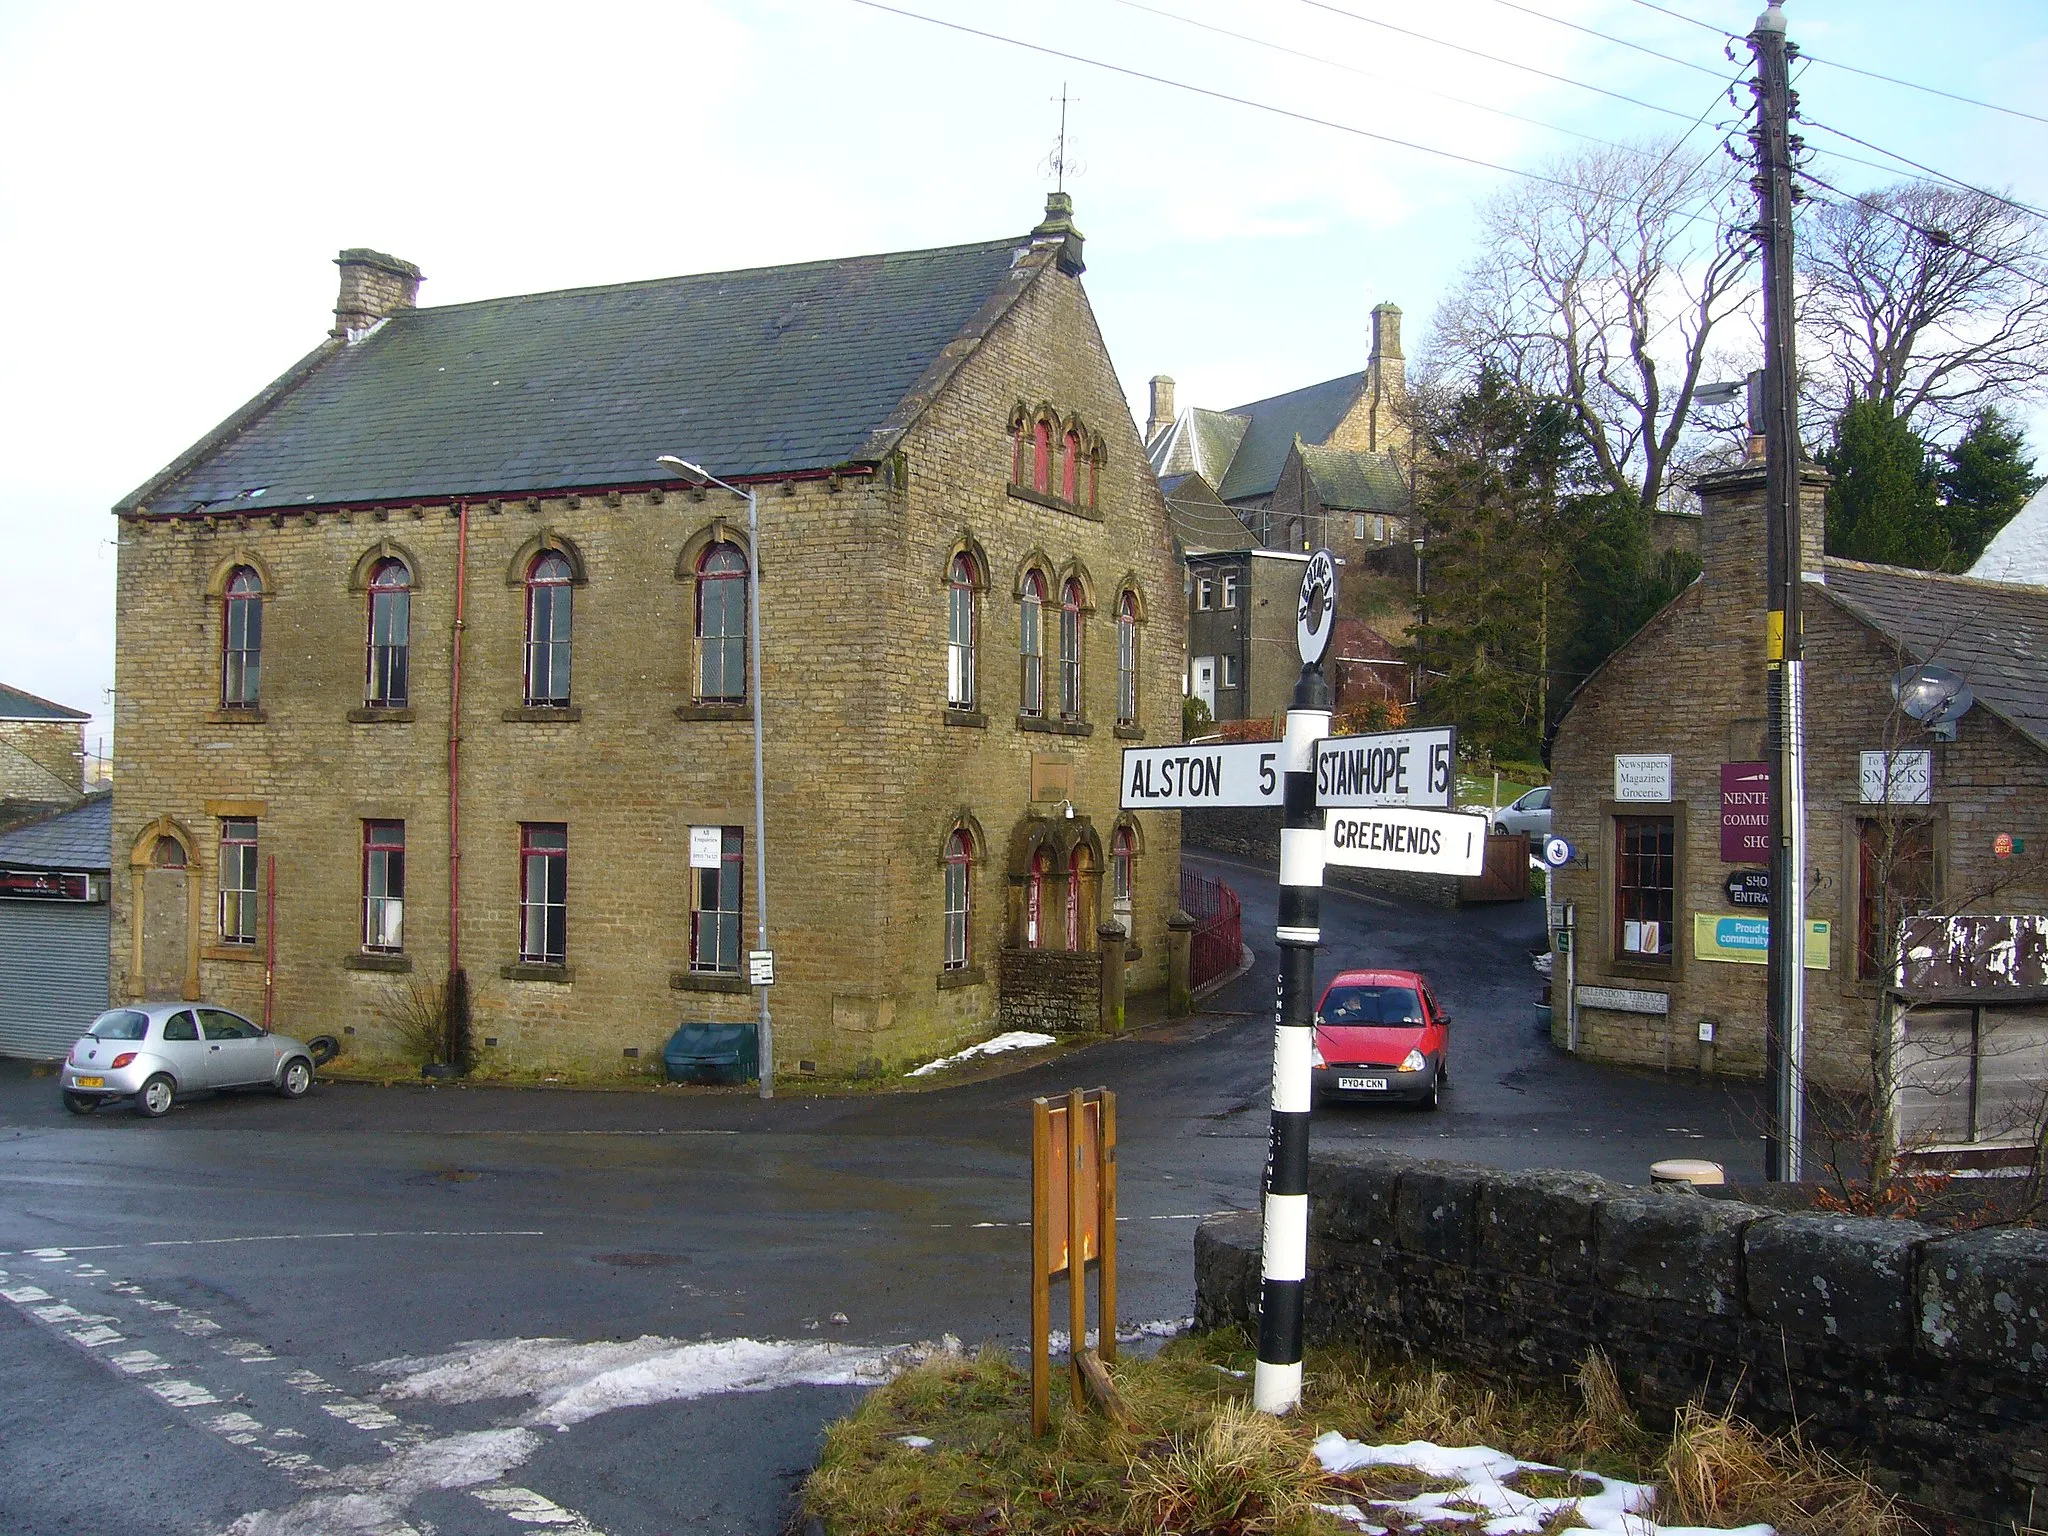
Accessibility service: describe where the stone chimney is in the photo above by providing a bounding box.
[1030,192,1086,276]
[1695,461,1831,623]
[1365,302,1406,452]
[1146,376,1177,443]
[332,248,423,339]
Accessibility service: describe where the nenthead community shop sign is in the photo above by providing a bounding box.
[1719,762,1770,862]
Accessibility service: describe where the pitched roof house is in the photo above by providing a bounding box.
[111,195,1185,1076]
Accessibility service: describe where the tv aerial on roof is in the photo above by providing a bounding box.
[1891,663,1976,741]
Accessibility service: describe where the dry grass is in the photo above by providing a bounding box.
[803,1332,1907,1536]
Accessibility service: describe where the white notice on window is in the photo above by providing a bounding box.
[1614,754,1673,802]
[689,826,723,869]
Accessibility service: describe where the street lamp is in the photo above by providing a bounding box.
[657,455,774,1100]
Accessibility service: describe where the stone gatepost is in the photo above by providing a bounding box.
[1167,908,1197,1017]
[1097,922,1128,1032]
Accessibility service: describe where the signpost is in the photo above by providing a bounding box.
[1313,726,1455,809]
[1323,806,1490,877]
[1121,741,1281,809]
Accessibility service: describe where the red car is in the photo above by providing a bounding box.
[1310,968,1450,1110]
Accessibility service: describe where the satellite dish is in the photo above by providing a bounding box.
[1891,664,1975,741]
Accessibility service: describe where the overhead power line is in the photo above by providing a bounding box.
[1797,166,2048,288]
[1471,0,1728,79]
[1622,0,1732,39]
[1289,0,1700,124]
[1802,120,2048,223]
[844,0,1594,190]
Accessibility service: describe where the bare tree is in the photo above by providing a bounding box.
[1430,140,1754,514]
[1798,182,2048,440]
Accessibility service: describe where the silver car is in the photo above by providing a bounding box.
[60,1004,316,1118]
[1491,785,1552,839]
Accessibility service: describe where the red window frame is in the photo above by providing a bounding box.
[519,822,568,964]
[1059,578,1085,722]
[690,826,744,974]
[943,829,972,970]
[222,566,263,708]
[1614,815,1675,963]
[1116,590,1138,726]
[524,552,574,707]
[1066,846,1084,950]
[947,553,978,709]
[219,818,258,945]
[695,542,748,704]
[366,558,411,707]
[1061,427,1081,502]
[1026,846,1052,949]
[1032,419,1052,493]
[363,819,405,953]
[1857,818,1937,979]
[1111,825,1135,908]
[1019,571,1046,718]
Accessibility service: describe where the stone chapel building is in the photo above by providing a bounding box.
[110,195,1184,1075]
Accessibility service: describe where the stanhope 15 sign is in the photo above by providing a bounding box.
[1314,726,1455,809]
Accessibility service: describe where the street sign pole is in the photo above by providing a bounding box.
[1254,550,1335,1416]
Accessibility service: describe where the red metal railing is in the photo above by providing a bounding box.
[1181,869,1243,991]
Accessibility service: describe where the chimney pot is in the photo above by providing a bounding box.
[333,248,423,339]
[1146,375,1177,444]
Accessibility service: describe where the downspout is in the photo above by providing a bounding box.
[449,498,469,977]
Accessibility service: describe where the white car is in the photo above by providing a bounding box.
[60,1003,317,1118]
[1491,785,1552,839]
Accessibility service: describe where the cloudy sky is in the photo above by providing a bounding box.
[4,0,2044,758]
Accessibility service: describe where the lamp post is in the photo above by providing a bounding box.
[657,455,773,1100]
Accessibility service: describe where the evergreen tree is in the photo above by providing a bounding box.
[1822,399,1947,568]
[1938,407,2043,568]
[1557,492,1700,705]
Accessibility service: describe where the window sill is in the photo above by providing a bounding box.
[671,970,747,994]
[943,709,989,730]
[349,706,415,724]
[1006,483,1103,522]
[502,962,572,983]
[502,706,582,723]
[202,944,262,964]
[207,708,267,725]
[1113,723,1144,740]
[675,703,750,722]
[1600,959,1675,984]
[1018,715,1093,737]
[937,965,987,990]
[344,952,413,973]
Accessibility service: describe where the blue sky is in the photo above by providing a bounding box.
[3,0,2044,755]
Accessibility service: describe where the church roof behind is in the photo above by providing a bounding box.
[128,236,1040,514]
[1147,372,1366,506]
[1298,442,1406,513]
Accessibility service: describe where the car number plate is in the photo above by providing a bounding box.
[1337,1076,1388,1091]
[74,1076,104,1088]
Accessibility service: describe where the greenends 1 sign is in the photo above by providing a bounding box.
[1323,806,1489,877]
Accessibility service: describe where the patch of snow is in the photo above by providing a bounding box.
[1312,1435,1775,1536]
[1047,1317,1192,1353]
[897,1435,934,1449]
[374,1334,957,1428]
[907,1031,1056,1077]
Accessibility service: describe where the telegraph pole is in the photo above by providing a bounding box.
[1750,2,1806,1182]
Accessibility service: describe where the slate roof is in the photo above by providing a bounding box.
[1819,559,2048,752]
[127,237,1045,513]
[0,793,111,872]
[1298,442,1406,513]
[1149,408,1248,486]
[0,685,89,722]
[1214,373,1365,504]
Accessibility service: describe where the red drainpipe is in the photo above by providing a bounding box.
[448,499,469,976]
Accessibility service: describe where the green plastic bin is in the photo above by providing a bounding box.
[663,1022,759,1085]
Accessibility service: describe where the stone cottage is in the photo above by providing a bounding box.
[1549,458,2048,1108]
[110,195,1185,1075]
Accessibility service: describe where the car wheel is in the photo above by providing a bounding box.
[62,1092,99,1116]
[1418,1072,1441,1112]
[135,1074,176,1119]
[276,1057,313,1099]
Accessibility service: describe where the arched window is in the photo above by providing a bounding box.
[1115,590,1139,727]
[1011,417,1027,485]
[696,542,748,703]
[947,553,978,710]
[524,552,574,706]
[1061,427,1082,502]
[1026,845,1053,949]
[1112,825,1136,912]
[1019,571,1046,718]
[1059,578,1085,722]
[1087,445,1101,511]
[221,566,263,708]
[1032,418,1052,493]
[366,559,411,708]
[943,829,972,971]
[1066,845,1099,951]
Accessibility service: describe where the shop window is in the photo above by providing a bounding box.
[947,553,979,710]
[218,818,258,945]
[1858,818,1937,980]
[1059,579,1085,722]
[524,552,574,707]
[1019,571,1047,718]
[1614,815,1674,963]
[520,823,567,964]
[1115,590,1139,727]
[221,566,263,708]
[366,558,411,708]
[363,819,405,953]
[691,825,743,974]
[943,829,972,970]
[696,542,748,703]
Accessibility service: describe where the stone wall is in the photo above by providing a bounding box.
[1195,1149,2048,1529]
[996,946,1102,1034]
[0,719,83,802]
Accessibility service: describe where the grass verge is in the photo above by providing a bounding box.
[803,1330,1907,1535]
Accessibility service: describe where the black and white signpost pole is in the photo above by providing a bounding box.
[1253,550,1336,1415]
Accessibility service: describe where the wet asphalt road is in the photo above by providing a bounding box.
[0,856,1760,1535]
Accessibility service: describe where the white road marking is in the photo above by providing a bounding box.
[12,1228,548,1254]
[472,1485,607,1530]
[70,1324,125,1347]
[113,1348,171,1374]
[1,1284,51,1303]
[151,1379,221,1407]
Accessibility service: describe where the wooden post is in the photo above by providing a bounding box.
[1067,1087,1087,1411]
[1099,1089,1118,1364]
[1031,1096,1052,1437]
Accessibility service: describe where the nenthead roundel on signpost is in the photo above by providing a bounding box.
[1296,549,1337,665]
